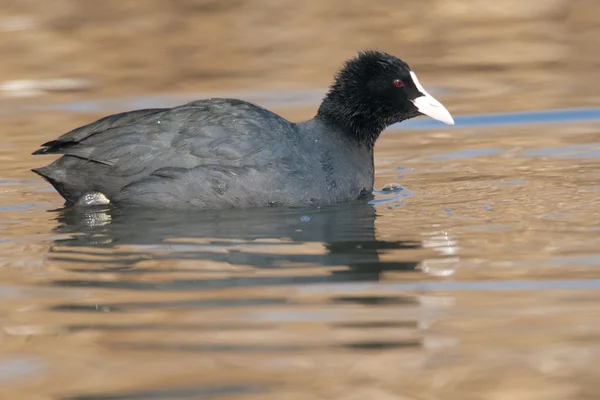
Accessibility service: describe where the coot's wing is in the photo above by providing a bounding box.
[32,108,167,156]
[32,99,299,205]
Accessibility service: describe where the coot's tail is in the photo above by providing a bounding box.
[31,165,74,205]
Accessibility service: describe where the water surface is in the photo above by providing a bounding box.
[0,95,599,400]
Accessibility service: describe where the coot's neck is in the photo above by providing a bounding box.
[316,96,386,150]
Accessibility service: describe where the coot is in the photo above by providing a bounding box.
[32,50,454,209]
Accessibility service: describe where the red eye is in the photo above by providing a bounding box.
[393,79,404,88]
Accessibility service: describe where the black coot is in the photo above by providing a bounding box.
[32,50,454,209]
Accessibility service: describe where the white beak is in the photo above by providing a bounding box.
[409,71,454,125]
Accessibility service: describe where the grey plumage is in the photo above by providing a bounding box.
[32,50,452,209]
[33,99,373,209]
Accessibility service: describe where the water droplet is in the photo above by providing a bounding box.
[382,183,404,192]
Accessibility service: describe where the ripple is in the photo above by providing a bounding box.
[62,384,266,400]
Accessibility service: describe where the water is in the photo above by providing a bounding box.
[0,92,599,400]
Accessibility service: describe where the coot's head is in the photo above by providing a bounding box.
[317,50,454,148]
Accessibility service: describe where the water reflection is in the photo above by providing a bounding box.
[47,202,427,291]
[28,201,458,400]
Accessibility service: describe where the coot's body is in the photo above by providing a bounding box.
[33,50,453,209]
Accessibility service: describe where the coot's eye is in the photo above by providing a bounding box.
[393,79,404,88]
